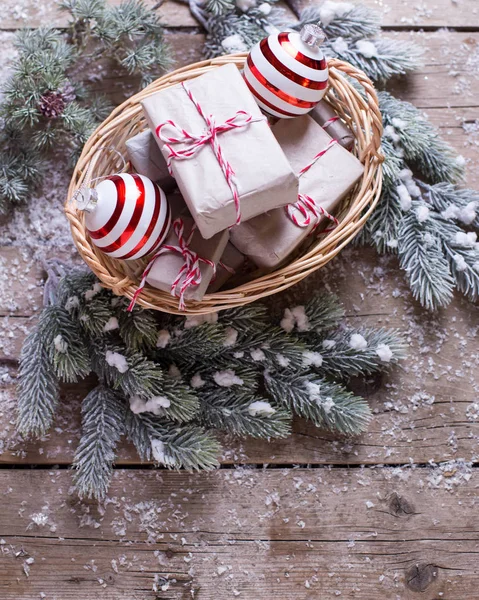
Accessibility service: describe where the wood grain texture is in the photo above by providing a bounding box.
[0,468,478,600]
[1,0,477,29]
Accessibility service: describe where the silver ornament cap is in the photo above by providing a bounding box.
[76,186,99,213]
[300,24,326,47]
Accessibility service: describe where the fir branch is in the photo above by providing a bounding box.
[317,328,407,378]
[325,37,422,84]
[199,389,291,439]
[380,92,465,184]
[294,5,381,40]
[40,305,91,382]
[117,303,158,351]
[264,370,371,435]
[366,186,403,254]
[17,324,60,437]
[420,181,479,229]
[73,385,126,499]
[154,377,201,423]
[140,415,221,470]
[398,203,455,310]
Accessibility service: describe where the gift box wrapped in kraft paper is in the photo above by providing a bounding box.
[146,215,229,308]
[207,242,245,293]
[126,129,176,191]
[141,64,299,239]
[230,115,364,269]
[310,100,355,151]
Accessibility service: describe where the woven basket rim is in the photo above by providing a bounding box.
[65,53,383,315]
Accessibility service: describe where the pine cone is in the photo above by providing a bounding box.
[38,82,76,119]
[38,90,66,119]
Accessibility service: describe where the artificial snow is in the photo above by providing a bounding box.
[398,169,421,197]
[396,184,412,211]
[53,334,68,353]
[356,40,379,58]
[223,327,238,347]
[319,1,354,26]
[84,282,102,301]
[130,395,171,416]
[322,339,336,350]
[383,125,401,144]
[280,306,310,333]
[221,34,248,53]
[151,439,174,466]
[332,37,349,54]
[376,343,393,363]
[248,401,276,417]
[213,370,244,387]
[250,348,266,361]
[416,205,430,222]
[103,317,119,332]
[184,312,218,329]
[302,351,323,368]
[455,231,477,247]
[453,253,468,271]
[156,329,171,348]
[305,381,321,402]
[258,2,271,15]
[190,373,205,388]
[236,0,256,10]
[168,364,181,379]
[64,296,79,312]
[349,333,368,350]
[276,354,290,368]
[105,351,129,373]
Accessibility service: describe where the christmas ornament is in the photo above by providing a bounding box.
[77,173,171,260]
[243,24,329,119]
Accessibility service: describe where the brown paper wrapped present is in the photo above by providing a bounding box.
[207,243,245,293]
[125,130,176,191]
[141,64,298,239]
[145,215,229,308]
[310,101,355,150]
[230,116,364,269]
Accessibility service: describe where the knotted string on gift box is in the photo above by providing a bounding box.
[156,81,266,227]
[128,217,216,311]
[286,138,340,233]
[322,116,340,130]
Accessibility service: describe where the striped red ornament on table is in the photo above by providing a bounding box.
[244,25,329,119]
[82,173,171,261]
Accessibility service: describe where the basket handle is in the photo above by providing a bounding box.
[327,58,383,162]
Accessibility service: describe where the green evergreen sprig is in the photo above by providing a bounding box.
[17,268,406,499]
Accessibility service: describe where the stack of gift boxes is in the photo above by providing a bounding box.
[125,63,364,308]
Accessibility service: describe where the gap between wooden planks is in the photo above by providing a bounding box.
[0,468,478,600]
[1,245,478,467]
[1,0,478,29]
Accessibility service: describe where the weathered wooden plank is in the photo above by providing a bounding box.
[1,0,477,30]
[0,468,478,599]
[2,245,478,467]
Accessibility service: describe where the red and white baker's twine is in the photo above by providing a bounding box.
[287,138,340,231]
[322,116,339,130]
[156,82,264,227]
[128,218,216,312]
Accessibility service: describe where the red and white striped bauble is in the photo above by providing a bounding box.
[243,24,329,119]
[81,173,171,261]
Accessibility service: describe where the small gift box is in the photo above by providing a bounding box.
[310,101,355,151]
[145,215,229,308]
[126,129,176,191]
[230,115,364,269]
[207,242,245,293]
[141,64,298,239]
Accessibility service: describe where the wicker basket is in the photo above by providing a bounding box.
[65,53,383,315]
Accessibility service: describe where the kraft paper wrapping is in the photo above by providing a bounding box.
[310,101,355,150]
[207,242,245,293]
[146,215,229,302]
[141,64,298,239]
[230,116,364,269]
[125,130,176,191]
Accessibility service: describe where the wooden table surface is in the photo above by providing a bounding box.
[1,1,479,598]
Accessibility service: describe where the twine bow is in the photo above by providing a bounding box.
[286,138,340,232]
[156,81,265,227]
[128,218,216,312]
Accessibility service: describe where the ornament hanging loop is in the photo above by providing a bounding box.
[300,24,326,47]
